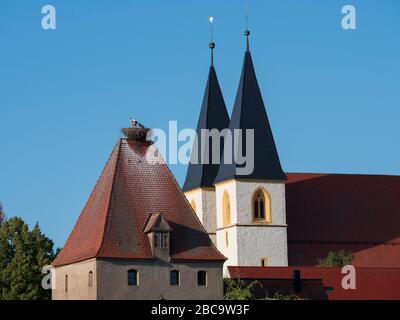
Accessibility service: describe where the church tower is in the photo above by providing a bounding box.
[213,30,288,273]
[183,39,230,244]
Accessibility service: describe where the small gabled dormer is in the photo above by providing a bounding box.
[144,213,172,261]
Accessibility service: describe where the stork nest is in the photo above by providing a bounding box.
[121,127,152,142]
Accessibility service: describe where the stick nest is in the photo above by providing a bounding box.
[121,127,152,142]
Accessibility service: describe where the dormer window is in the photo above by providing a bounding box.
[155,232,169,248]
[144,212,172,261]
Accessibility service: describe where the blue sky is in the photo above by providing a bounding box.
[0,0,399,248]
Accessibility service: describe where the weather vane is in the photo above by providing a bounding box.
[209,16,214,42]
[245,5,249,31]
[244,6,250,51]
[209,16,215,66]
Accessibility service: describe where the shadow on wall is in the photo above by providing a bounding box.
[168,221,214,256]
[253,279,328,300]
[285,173,400,267]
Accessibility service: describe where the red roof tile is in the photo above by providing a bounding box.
[228,266,400,300]
[53,139,226,267]
[285,173,400,267]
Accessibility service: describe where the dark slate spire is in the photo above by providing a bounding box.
[182,41,230,192]
[214,30,286,183]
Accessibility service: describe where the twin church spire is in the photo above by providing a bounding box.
[182,38,230,191]
[183,28,286,192]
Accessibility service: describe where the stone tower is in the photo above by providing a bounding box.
[182,40,230,245]
[213,30,288,274]
[52,128,225,300]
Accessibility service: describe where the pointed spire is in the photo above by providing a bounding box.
[214,31,286,184]
[183,29,230,192]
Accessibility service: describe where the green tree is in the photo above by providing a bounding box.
[319,250,353,267]
[223,278,258,300]
[265,292,303,300]
[0,202,5,225]
[0,216,56,300]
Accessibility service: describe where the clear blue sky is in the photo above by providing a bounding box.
[1,0,399,248]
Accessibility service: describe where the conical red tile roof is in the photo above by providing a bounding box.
[53,139,225,267]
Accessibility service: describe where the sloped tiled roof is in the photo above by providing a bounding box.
[228,266,400,300]
[182,65,230,191]
[52,139,226,267]
[285,173,400,267]
[214,49,286,183]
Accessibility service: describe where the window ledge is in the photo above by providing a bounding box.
[217,223,288,231]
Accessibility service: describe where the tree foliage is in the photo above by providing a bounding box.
[319,250,353,267]
[265,292,303,300]
[0,216,56,300]
[223,278,258,300]
[0,202,4,225]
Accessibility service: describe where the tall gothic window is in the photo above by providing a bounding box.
[222,191,231,227]
[252,189,271,223]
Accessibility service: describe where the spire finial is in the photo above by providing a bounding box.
[209,16,215,66]
[244,30,250,51]
[244,6,250,51]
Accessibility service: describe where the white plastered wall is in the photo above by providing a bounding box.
[215,180,288,276]
[184,188,217,245]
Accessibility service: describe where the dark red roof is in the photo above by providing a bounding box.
[286,173,400,267]
[53,139,226,267]
[228,266,400,300]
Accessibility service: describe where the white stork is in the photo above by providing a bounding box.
[129,118,145,128]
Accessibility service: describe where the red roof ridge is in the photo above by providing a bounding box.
[286,172,400,178]
[52,139,121,267]
[229,265,400,270]
[95,139,123,258]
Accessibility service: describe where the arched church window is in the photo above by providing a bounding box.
[190,200,196,213]
[222,191,231,227]
[252,189,271,223]
[88,271,93,287]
